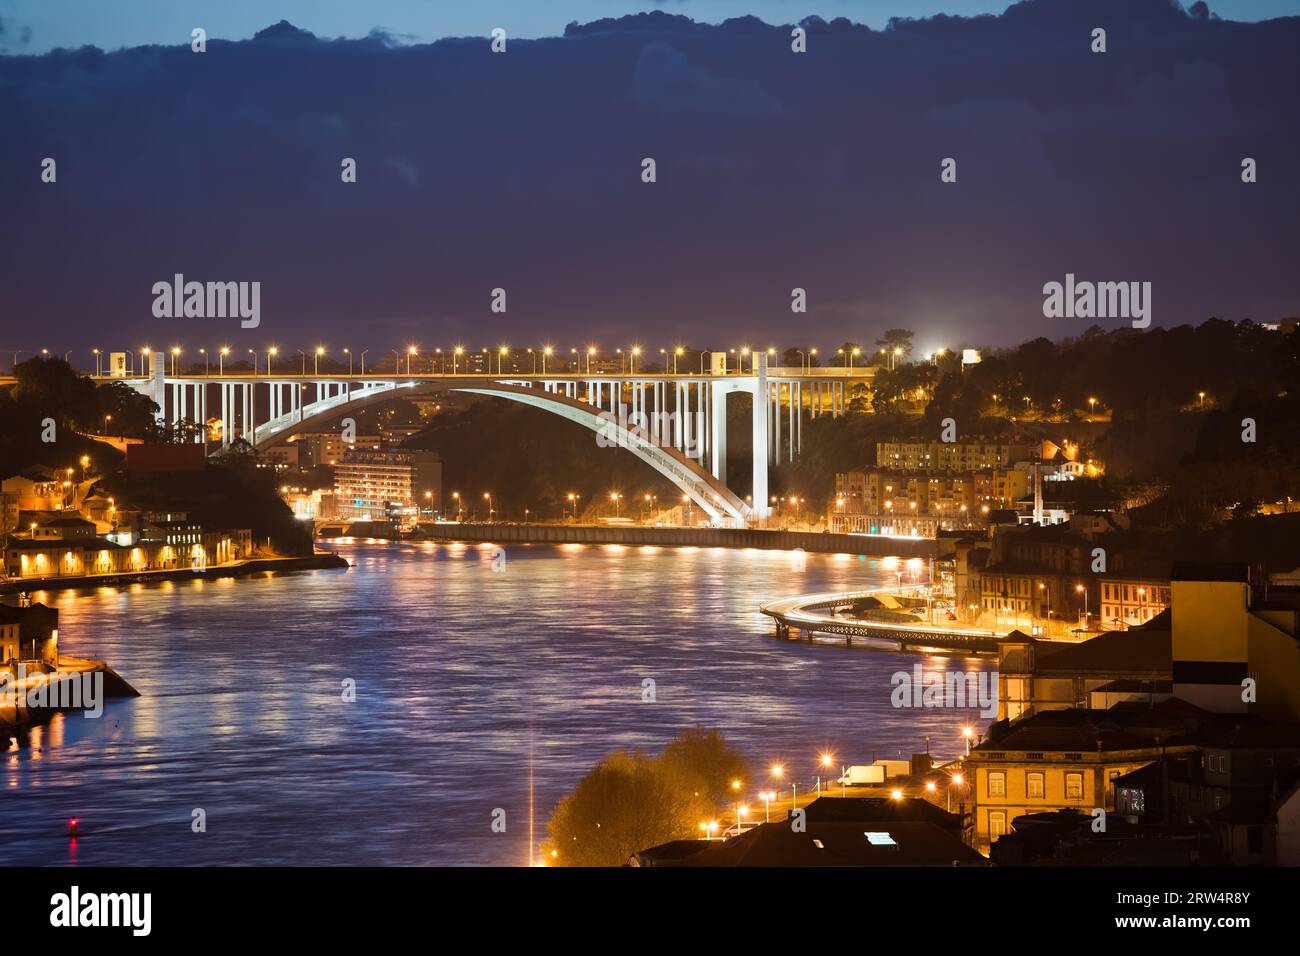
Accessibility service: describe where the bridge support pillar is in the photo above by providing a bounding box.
[750,355,770,521]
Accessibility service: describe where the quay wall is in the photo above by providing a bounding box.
[415,523,936,557]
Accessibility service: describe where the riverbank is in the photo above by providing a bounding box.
[0,551,349,596]
[400,522,936,557]
[1,657,140,740]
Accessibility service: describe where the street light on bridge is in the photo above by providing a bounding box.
[453,346,463,375]
[219,347,229,375]
[315,346,325,376]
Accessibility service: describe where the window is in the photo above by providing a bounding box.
[1065,772,1083,801]
[988,772,1006,797]
[1027,772,1045,798]
[989,812,1007,839]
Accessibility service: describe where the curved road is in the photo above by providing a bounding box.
[759,588,1003,653]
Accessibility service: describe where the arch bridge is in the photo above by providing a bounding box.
[111,357,870,526]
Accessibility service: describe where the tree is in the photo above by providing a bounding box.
[834,342,864,367]
[544,749,709,867]
[875,328,914,360]
[544,728,750,867]
[782,347,819,369]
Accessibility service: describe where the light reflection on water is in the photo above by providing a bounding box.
[1,542,993,866]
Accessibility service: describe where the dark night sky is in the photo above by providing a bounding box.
[2,0,1298,361]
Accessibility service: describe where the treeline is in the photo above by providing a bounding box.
[0,357,160,478]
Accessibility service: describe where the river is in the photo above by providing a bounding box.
[1,540,994,865]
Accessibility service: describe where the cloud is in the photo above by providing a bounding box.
[632,41,782,115]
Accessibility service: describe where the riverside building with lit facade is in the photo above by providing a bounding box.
[333,448,442,526]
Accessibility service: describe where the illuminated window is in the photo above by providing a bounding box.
[864,832,896,846]
[1027,772,1045,799]
[1065,772,1084,801]
[988,772,1006,797]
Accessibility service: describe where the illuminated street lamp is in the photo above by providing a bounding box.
[453,346,463,374]
[315,346,325,375]
[542,345,553,374]
[483,491,494,522]
[407,345,418,375]
[267,346,278,375]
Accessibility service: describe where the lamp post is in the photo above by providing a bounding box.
[542,346,552,374]
[407,346,417,375]
[297,349,307,375]
[483,492,494,522]
[586,346,596,375]
[248,349,257,375]
[315,347,324,375]
[1076,583,1090,630]
[267,347,278,375]
[343,348,352,374]
[360,349,369,375]
[453,346,463,374]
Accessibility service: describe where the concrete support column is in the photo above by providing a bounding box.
[710,381,727,482]
[751,356,770,520]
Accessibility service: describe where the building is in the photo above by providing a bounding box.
[287,431,382,468]
[828,467,1027,535]
[1,515,252,581]
[333,448,442,526]
[0,602,59,670]
[967,702,1204,850]
[998,625,1172,721]
[1170,563,1300,722]
[1112,725,1300,866]
[875,439,1035,472]
[1100,576,1171,628]
[956,523,1170,632]
[629,797,985,867]
[1,467,83,514]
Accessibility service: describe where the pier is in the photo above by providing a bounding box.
[760,589,1003,653]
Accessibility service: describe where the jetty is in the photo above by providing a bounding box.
[1,600,139,743]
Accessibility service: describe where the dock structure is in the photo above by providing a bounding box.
[760,590,1003,653]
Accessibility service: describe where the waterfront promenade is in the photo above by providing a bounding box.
[0,551,347,595]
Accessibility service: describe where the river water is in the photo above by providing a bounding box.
[0,541,994,866]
